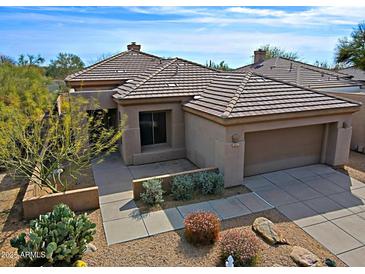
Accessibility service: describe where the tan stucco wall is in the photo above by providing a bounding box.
[118,101,186,165]
[185,110,354,187]
[326,92,365,153]
[69,90,117,110]
[185,112,226,171]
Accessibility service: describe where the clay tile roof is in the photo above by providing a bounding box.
[184,71,360,119]
[235,57,361,89]
[112,57,218,100]
[65,50,163,81]
[339,66,365,82]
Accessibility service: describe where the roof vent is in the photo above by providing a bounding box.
[167,83,178,87]
[193,95,202,100]
[127,42,141,51]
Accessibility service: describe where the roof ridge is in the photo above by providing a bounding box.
[235,56,352,78]
[65,50,164,81]
[116,58,178,98]
[250,71,362,107]
[221,72,252,118]
[175,57,220,72]
[276,57,351,78]
[65,51,129,81]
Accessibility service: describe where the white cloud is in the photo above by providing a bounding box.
[0,6,360,67]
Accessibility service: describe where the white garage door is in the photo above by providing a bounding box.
[244,124,324,176]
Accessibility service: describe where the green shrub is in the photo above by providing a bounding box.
[184,211,221,245]
[10,204,96,266]
[194,172,224,195]
[140,179,164,205]
[171,175,195,200]
[219,229,261,266]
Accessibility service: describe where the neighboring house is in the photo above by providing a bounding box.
[65,43,361,187]
[338,66,365,86]
[236,50,365,153]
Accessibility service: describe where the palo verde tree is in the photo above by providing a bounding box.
[335,22,365,70]
[0,62,53,160]
[0,94,125,193]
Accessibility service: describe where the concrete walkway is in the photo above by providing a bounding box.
[245,164,365,267]
[93,155,365,266]
[101,192,273,245]
[92,153,274,245]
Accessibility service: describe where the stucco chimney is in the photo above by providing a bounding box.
[254,49,266,64]
[127,42,141,51]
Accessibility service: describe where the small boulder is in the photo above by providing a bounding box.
[290,246,320,267]
[85,243,97,253]
[252,217,288,245]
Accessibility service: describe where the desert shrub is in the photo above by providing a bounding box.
[171,175,195,200]
[140,179,164,205]
[219,229,261,266]
[194,172,224,195]
[10,204,96,266]
[184,211,220,245]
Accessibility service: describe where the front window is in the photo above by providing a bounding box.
[139,111,167,146]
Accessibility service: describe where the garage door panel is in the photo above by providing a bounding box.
[244,125,324,176]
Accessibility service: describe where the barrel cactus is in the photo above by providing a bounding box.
[10,204,96,266]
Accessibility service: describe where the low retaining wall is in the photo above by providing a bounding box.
[22,183,100,219]
[133,167,218,200]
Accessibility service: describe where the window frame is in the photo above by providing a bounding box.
[139,111,168,146]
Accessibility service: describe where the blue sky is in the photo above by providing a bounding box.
[0,6,364,68]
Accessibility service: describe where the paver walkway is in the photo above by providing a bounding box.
[245,164,365,267]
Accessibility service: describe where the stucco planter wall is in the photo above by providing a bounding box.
[133,167,218,200]
[22,182,99,219]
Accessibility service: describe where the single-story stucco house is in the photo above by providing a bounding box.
[236,50,365,153]
[65,43,361,187]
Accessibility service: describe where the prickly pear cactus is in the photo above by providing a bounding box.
[10,204,96,266]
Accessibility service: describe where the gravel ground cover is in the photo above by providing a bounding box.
[81,208,345,267]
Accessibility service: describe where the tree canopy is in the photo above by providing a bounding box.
[17,54,45,66]
[0,54,16,65]
[335,22,365,70]
[259,44,300,61]
[46,53,85,79]
[206,60,233,71]
[0,62,124,193]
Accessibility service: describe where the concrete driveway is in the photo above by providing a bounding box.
[244,164,365,267]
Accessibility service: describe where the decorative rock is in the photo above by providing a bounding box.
[290,246,320,267]
[252,217,288,245]
[85,243,97,253]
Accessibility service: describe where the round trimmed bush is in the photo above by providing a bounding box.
[219,229,261,266]
[140,179,164,206]
[193,172,224,195]
[184,211,220,245]
[171,175,195,200]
